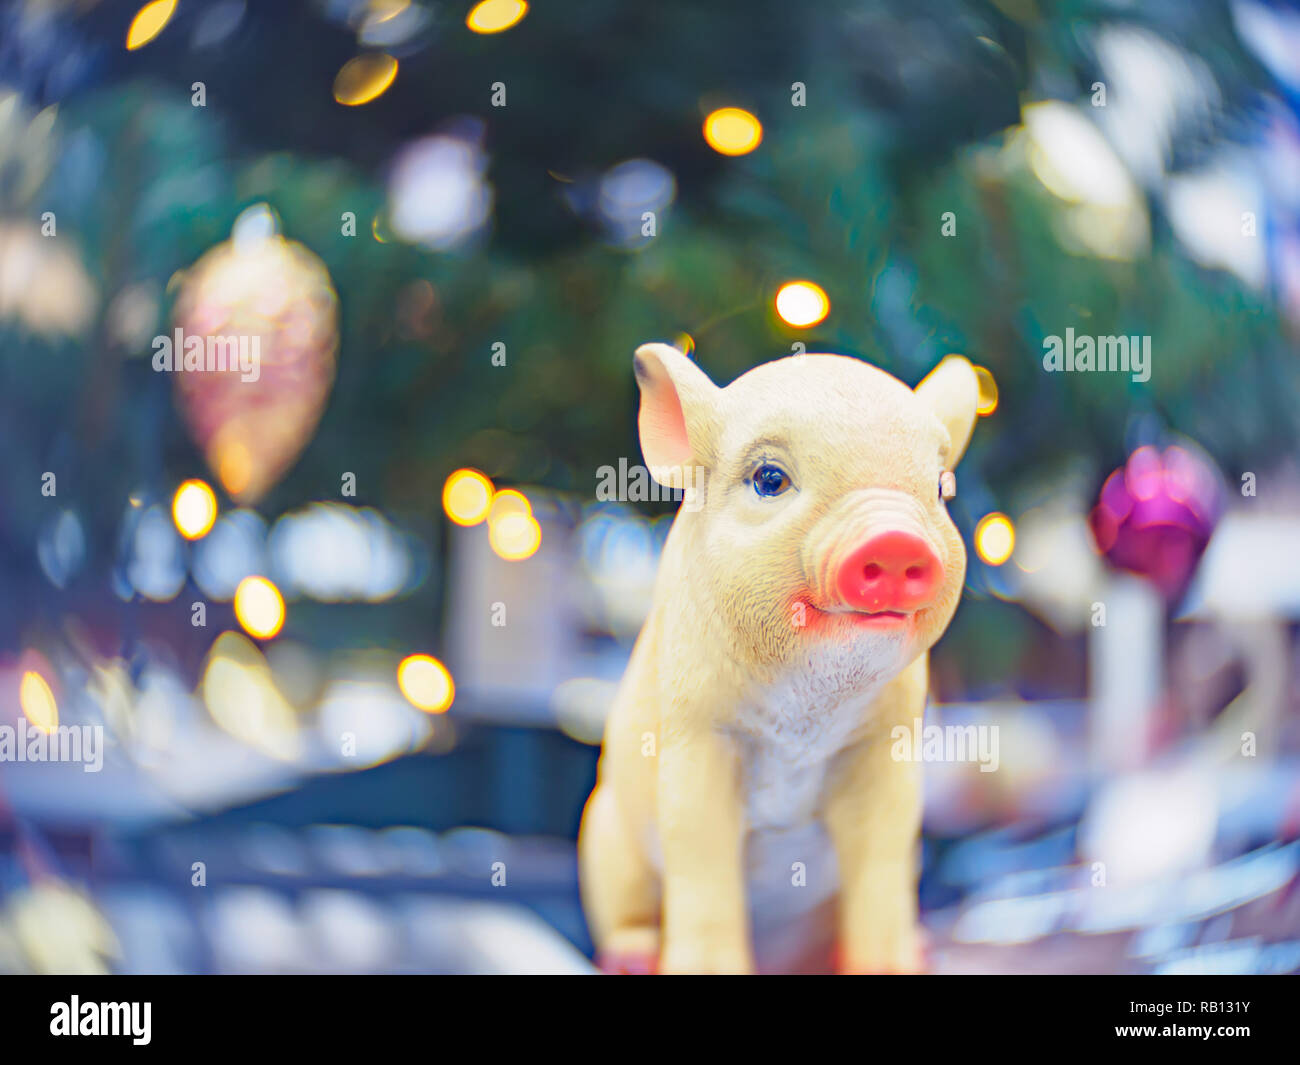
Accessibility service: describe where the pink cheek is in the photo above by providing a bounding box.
[787,594,828,636]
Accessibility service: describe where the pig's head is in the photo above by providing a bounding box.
[634,342,981,682]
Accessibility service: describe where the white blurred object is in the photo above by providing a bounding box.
[267,502,417,602]
[445,501,580,721]
[388,126,492,250]
[37,508,86,589]
[1091,25,1222,187]
[0,221,98,336]
[1179,512,1298,763]
[1182,512,1300,620]
[1233,0,1300,92]
[300,890,399,972]
[192,508,269,600]
[1078,765,1218,886]
[1165,159,1266,289]
[1089,573,1163,772]
[126,504,186,602]
[1011,507,1105,634]
[597,158,676,247]
[206,889,308,973]
[1019,100,1149,260]
[399,897,597,975]
[577,503,667,638]
[7,880,120,975]
[315,672,432,768]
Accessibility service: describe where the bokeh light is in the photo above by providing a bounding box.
[703,107,763,156]
[202,632,302,761]
[208,434,254,497]
[443,469,494,526]
[975,512,1016,566]
[234,576,286,640]
[596,158,676,247]
[467,0,529,35]
[172,479,219,540]
[126,0,177,50]
[387,130,493,250]
[333,53,399,106]
[487,488,531,524]
[775,281,830,327]
[19,670,58,734]
[489,512,543,561]
[397,654,455,713]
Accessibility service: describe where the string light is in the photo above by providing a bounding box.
[126,0,177,50]
[467,0,528,34]
[975,513,1016,566]
[487,488,531,524]
[172,480,218,540]
[333,54,399,106]
[397,654,455,713]
[490,512,542,561]
[19,671,58,733]
[234,576,286,639]
[703,108,763,156]
[775,281,830,327]
[443,469,494,526]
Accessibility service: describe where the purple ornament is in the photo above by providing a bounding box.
[1089,445,1222,602]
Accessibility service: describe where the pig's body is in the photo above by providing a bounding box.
[580,346,980,974]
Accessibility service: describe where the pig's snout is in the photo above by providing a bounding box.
[834,530,942,614]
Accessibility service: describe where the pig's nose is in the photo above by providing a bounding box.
[835,531,943,613]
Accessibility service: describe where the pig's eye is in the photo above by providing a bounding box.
[752,463,792,498]
[939,471,956,501]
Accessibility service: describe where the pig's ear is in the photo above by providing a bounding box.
[914,355,979,467]
[633,342,720,487]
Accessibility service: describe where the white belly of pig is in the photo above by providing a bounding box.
[732,691,877,972]
[734,689,881,829]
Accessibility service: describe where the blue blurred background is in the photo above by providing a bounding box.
[1,0,1299,974]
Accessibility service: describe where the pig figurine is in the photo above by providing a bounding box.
[579,342,981,974]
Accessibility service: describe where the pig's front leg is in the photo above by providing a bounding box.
[823,658,927,974]
[656,725,754,974]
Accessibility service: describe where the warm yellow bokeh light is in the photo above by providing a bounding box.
[467,0,529,33]
[333,53,399,106]
[487,488,532,524]
[215,438,253,497]
[19,671,58,734]
[973,364,999,416]
[703,107,763,156]
[368,0,410,25]
[126,0,177,50]
[234,576,286,640]
[172,479,218,540]
[775,281,830,328]
[489,512,542,561]
[975,512,1016,566]
[397,654,455,713]
[443,469,494,526]
[202,632,302,761]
